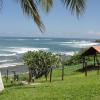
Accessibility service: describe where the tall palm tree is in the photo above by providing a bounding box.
[0,0,86,32]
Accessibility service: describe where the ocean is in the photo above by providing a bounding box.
[0,37,99,75]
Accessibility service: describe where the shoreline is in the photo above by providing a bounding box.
[0,53,72,76]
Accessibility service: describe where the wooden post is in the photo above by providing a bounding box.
[83,57,85,71]
[45,73,48,81]
[96,56,100,75]
[85,59,87,76]
[14,71,16,81]
[6,69,8,82]
[62,66,64,80]
[97,57,100,75]
[94,55,96,67]
[28,68,32,83]
[50,68,52,82]
[97,65,99,75]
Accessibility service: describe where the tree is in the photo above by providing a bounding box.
[0,0,86,31]
[23,51,60,82]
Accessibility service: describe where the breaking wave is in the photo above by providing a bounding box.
[0,62,24,68]
[59,40,99,48]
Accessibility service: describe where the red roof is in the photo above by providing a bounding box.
[81,45,100,56]
[93,46,100,53]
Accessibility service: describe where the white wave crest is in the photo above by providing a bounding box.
[17,39,27,41]
[33,38,52,41]
[6,47,49,54]
[0,53,16,57]
[33,38,40,41]
[59,51,77,56]
[0,62,24,68]
[0,60,13,63]
[60,41,99,48]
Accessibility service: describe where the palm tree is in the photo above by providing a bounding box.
[0,0,86,90]
[0,0,86,32]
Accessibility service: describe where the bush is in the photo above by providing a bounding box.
[64,48,92,65]
[23,51,60,81]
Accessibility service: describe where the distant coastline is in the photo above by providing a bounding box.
[0,37,99,74]
[95,39,100,43]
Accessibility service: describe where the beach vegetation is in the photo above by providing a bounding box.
[23,50,60,82]
[63,48,100,66]
[1,64,100,100]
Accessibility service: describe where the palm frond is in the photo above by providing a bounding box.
[37,0,53,13]
[0,0,2,10]
[62,0,86,17]
[18,0,45,32]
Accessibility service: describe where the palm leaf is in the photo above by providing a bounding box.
[18,0,45,32]
[0,0,86,31]
[0,0,2,10]
[62,0,86,16]
[38,0,53,12]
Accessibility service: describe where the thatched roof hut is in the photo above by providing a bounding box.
[81,46,100,76]
[81,46,100,56]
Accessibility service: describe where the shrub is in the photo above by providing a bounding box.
[23,51,60,82]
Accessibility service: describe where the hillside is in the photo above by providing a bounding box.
[0,64,100,100]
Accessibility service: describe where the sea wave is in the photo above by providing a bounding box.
[59,51,77,56]
[17,39,27,41]
[0,62,24,68]
[72,43,99,48]
[0,53,16,57]
[5,47,49,54]
[33,38,40,41]
[33,38,52,41]
[60,41,99,48]
[0,60,13,63]
[43,39,52,40]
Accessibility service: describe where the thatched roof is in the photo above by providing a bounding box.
[81,46,100,56]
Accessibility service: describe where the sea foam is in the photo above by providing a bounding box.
[60,40,99,48]
[0,53,16,57]
[5,47,49,54]
[0,62,24,68]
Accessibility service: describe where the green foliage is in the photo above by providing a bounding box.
[1,65,100,100]
[64,54,82,65]
[64,48,91,65]
[23,50,60,79]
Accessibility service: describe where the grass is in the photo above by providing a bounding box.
[0,64,100,100]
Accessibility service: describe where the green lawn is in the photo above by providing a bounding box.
[0,64,100,100]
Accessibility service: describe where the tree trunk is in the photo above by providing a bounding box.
[83,57,85,71]
[6,69,8,83]
[85,61,87,76]
[94,55,96,67]
[28,68,32,83]
[45,75,48,81]
[50,68,52,82]
[62,66,64,80]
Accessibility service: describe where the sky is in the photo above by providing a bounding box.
[0,0,100,39]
